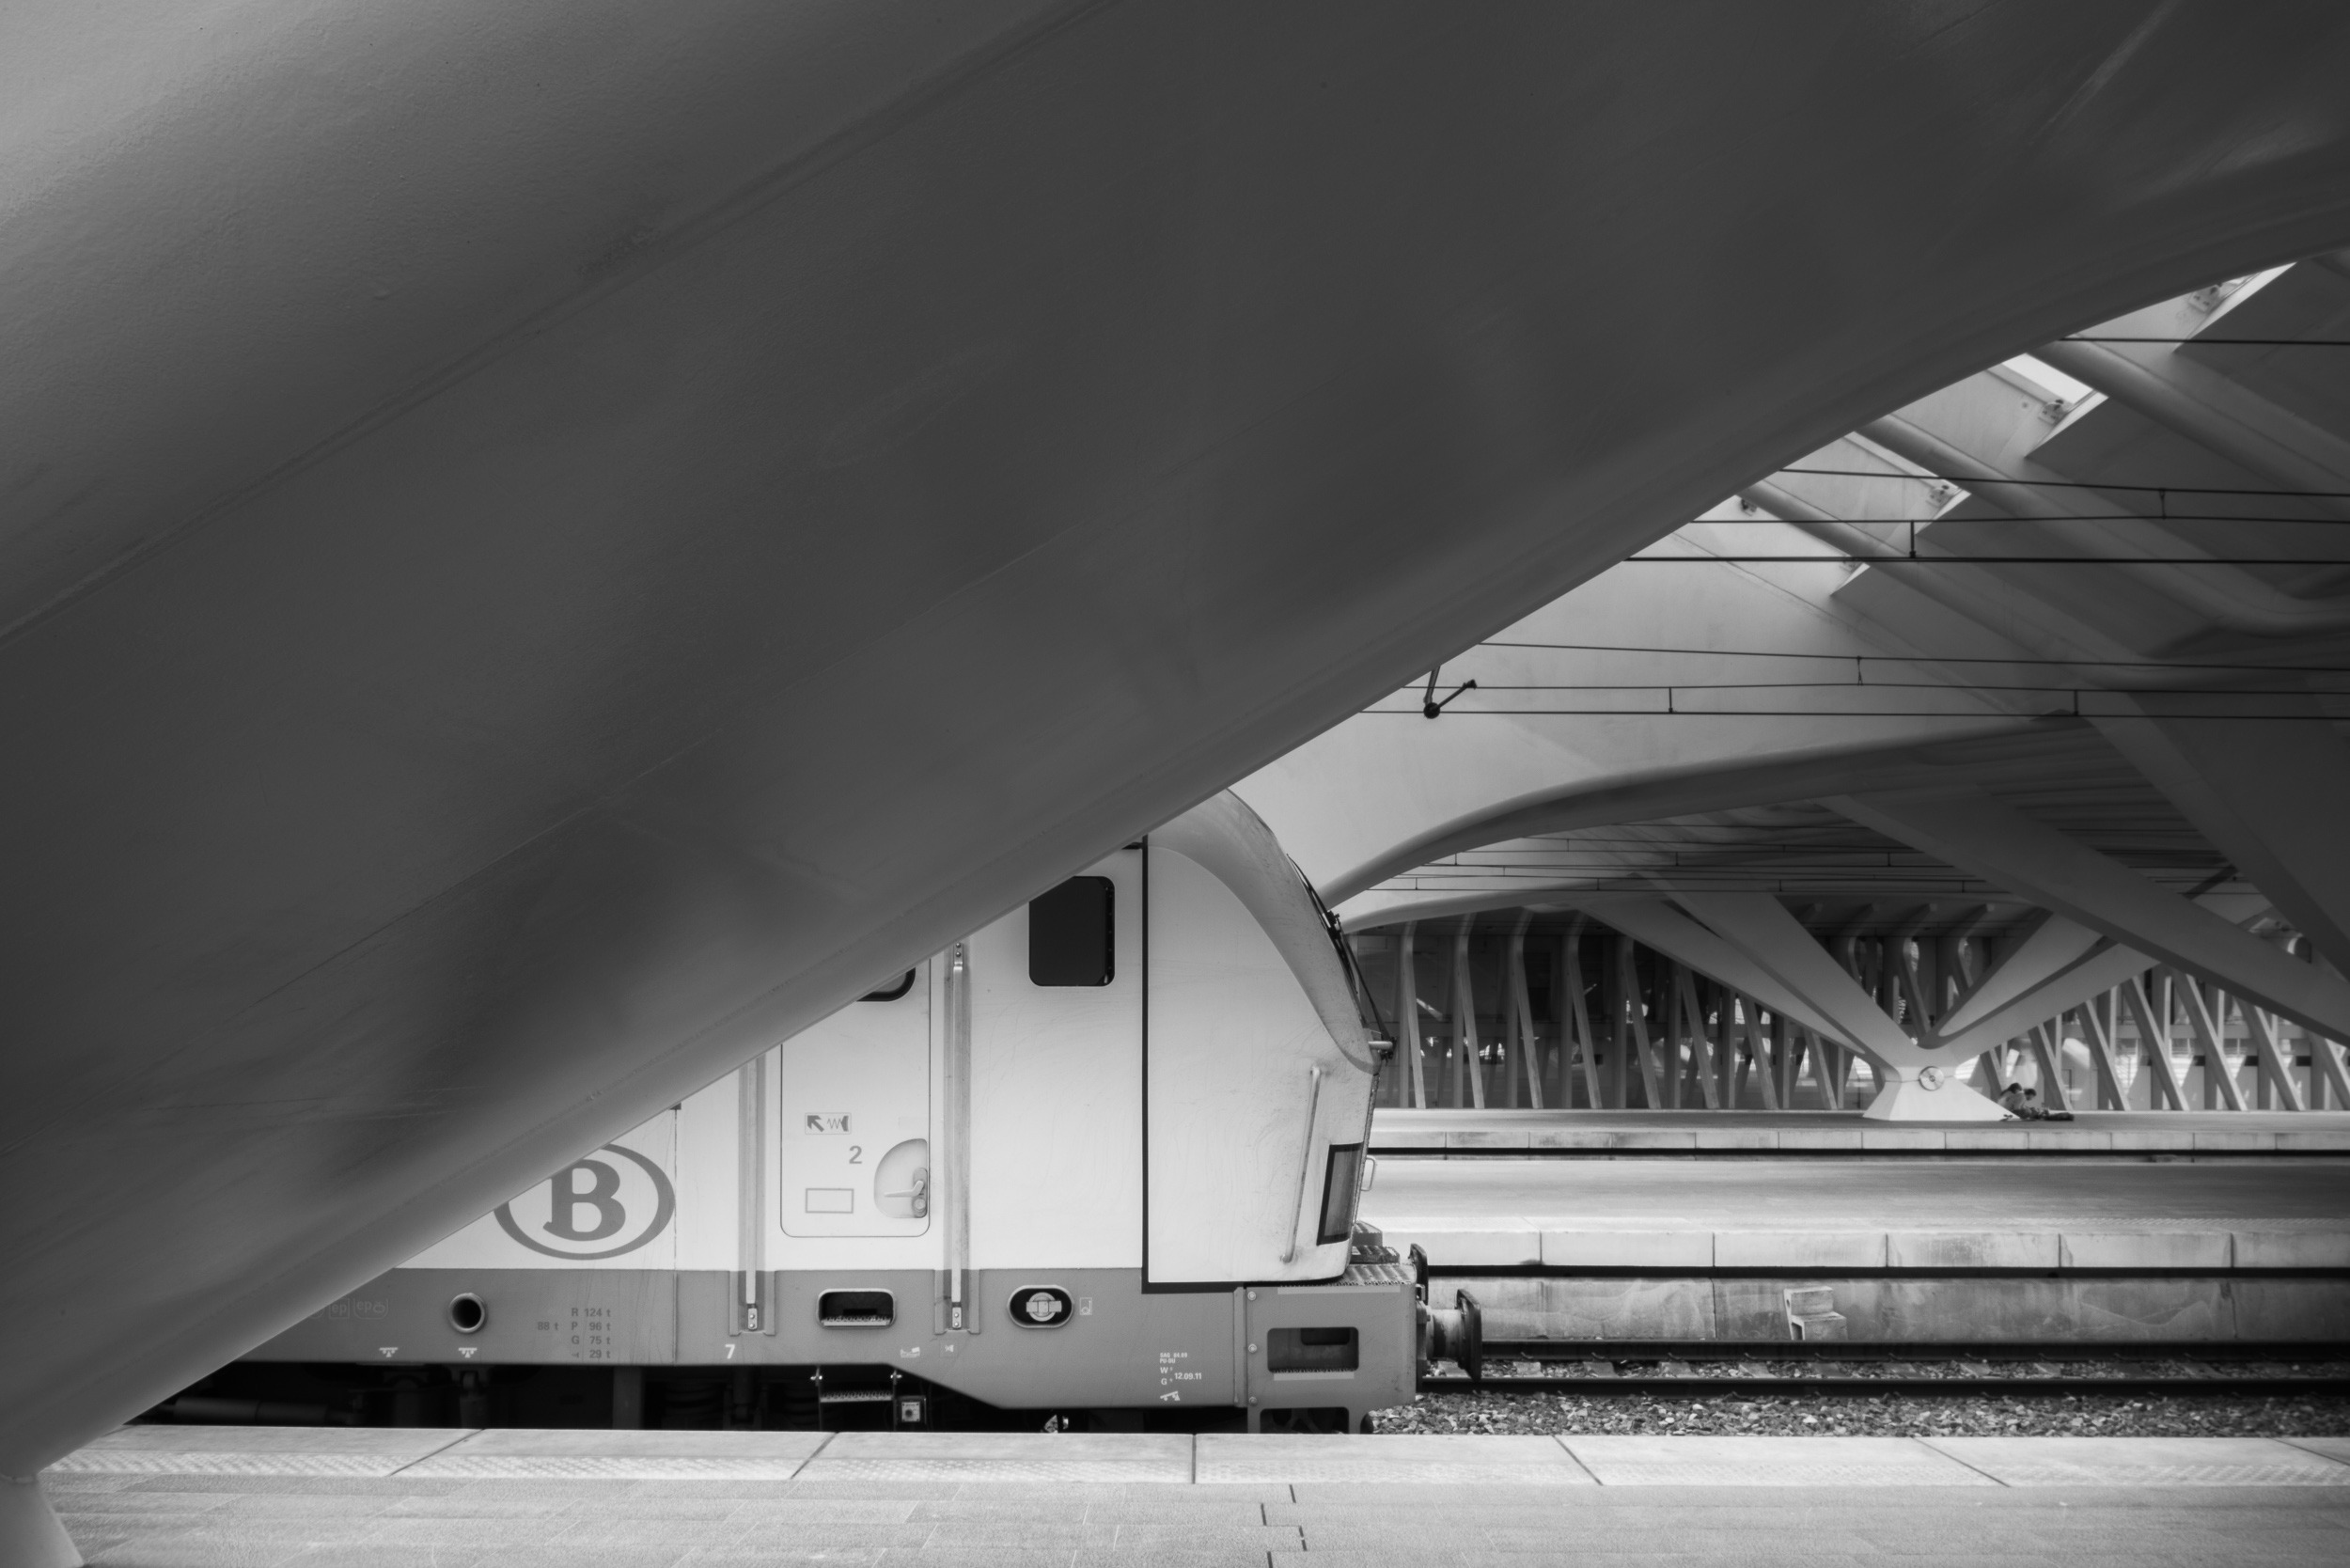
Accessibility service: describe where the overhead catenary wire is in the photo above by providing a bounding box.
[1778,466,2350,500]
[1401,681,2350,695]
[1625,554,2350,565]
[2058,336,2350,346]
[1699,513,2350,525]
[1473,639,2350,674]
[1364,707,2350,720]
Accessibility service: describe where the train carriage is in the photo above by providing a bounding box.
[246,793,1417,1432]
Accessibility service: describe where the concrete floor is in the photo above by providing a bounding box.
[43,1428,2350,1566]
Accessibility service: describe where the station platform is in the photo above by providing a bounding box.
[1370,1108,2350,1156]
[1356,1153,2350,1342]
[40,1425,2350,1568]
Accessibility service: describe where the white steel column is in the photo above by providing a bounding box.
[1507,912,1543,1109]
[1561,927,1601,1109]
[2121,975,2189,1111]
[1453,920,1484,1109]
[2174,974,2249,1112]
[1615,937,1662,1108]
[2029,1024,2075,1114]
[1397,924,1427,1109]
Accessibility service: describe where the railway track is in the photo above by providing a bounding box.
[1419,1344,2350,1398]
[1425,1372,2350,1396]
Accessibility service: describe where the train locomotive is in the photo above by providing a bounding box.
[239,793,1418,1432]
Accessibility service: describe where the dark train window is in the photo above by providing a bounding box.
[860,970,915,1002]
[1316,1142,1364,1245]
[1028,876,1114,986]
[1267,1325,1358,1373]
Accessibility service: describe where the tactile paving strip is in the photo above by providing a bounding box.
[52,1450,417,1477]
[1197,1435,1591,1484]
[1927,1437,2350,1487]
[400,1453,813,1480]
[1562,1436,1994,1487]
[796,1458,1189,1482]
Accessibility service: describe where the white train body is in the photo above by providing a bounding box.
[255,795,1416,1428]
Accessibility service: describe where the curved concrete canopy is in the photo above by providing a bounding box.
[1299,256,2350,1124]
[1298,255,2350,932]
[1238,536,2052,902]
[9,2,2350,1477]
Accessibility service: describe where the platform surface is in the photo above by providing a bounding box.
[1371,1108,2350,1155]
[44,1427,2350,1566]
[1357,1153,2350,1271]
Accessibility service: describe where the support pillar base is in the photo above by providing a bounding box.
[1862,1074,2011,1122]
[2,1475,83,1568]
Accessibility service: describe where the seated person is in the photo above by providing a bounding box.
[2015,1087,2074,1121]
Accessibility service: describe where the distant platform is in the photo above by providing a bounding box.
[1359,1154,2350,1342]
[1359,1154,2350,1272]
[41,1425,2350,1568]
[1371,1108,2350,1156]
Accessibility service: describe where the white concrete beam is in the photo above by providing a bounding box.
[1859,393,2350,639]
[1934,911,2105,1039]
[1667,891,2005,1121]
[2033,332,2350,509]
[1552,896,1854,1051]
[2096,702,2350,979]
[1832,787,2350,1042]
[1927,937,2158,1059]
[1234,519,2044,901]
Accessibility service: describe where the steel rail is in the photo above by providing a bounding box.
[1421,1372,2350,1396]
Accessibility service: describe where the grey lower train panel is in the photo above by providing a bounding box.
[248,1267,1418,1418]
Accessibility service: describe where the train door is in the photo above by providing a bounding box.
[773,961,932,1237]
[964,853,1143,1270]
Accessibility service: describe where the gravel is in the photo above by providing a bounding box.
[1373,1364,2350,1437]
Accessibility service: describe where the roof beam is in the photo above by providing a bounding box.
[2033,333,2350,510]
[1925,931,2157,1058]
[1549,896,1852,1049]
[2095,701,2350,983]
[1932,910,2104,1038]
[1667,890,2005,1120]
[1859,398,2350,637]
[1830,786,2350,1042]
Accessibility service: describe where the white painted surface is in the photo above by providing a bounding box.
[1146,845,1363,1281]
[406,1113,679,1272]
[967,852,1146,1272]
[775,962,932,1239]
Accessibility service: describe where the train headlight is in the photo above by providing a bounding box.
[1008,1286,1073,1327]
[446,1293,487,1334]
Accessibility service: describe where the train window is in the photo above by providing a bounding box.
[860,970,915,1001]
[1315,1142,1364,1246]
[1267,1325,1358,1373]
[1028,876,1114,986]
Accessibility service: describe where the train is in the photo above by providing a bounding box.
[217,793,1420,1433]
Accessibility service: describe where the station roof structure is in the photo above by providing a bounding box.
[8,0,2350,1493]
[1241,256,2350,1096]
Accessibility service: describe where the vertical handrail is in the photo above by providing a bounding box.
[943,941,973,1329]
[736,1054,764,1322]
[1278,1065,1325,1264]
